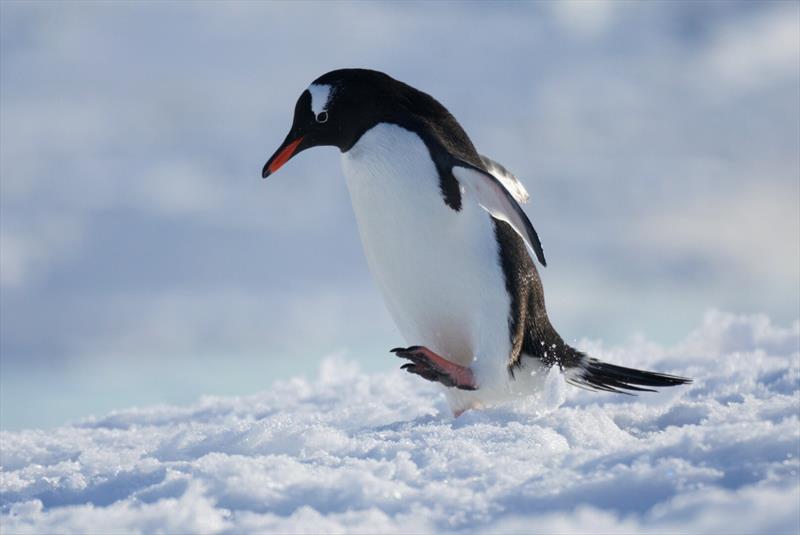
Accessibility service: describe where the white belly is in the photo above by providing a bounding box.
[341,124,511,369]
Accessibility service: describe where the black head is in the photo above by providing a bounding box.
[262,69,447,178]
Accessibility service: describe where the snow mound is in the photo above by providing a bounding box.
[2,311,799,534]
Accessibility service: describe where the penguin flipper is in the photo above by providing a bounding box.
[479,154,530,204]
[452,163,547,267]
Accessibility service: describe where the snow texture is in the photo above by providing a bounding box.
[1,310,799,534]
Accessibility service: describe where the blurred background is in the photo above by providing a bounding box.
[1,1,798,430]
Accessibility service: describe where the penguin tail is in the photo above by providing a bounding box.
[562,347,691,395]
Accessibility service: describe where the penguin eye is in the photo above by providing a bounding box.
[315,111,328,124]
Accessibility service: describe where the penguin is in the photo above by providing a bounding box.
[262,69,690,415]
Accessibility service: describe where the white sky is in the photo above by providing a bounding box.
[1,1,798,429]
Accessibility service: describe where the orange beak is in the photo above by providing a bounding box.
[262,136,304,178]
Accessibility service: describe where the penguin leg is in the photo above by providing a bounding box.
[391,346,477,390]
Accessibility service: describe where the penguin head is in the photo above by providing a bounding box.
[262,69,404,178]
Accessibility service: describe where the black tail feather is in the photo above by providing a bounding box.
[565,357,692,395]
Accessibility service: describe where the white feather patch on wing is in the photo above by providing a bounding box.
[452,165,547,266]
[480,154,530,204]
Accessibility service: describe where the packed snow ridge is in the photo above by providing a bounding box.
[1,310,799,534]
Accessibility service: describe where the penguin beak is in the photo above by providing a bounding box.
[262,135,305,178]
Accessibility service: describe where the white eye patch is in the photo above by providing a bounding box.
[308,84,332,116]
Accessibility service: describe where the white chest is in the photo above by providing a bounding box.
[341,124,511,367]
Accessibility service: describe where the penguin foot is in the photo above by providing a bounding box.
[391,346,477,390]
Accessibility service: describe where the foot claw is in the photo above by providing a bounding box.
[392,347,425,363]
[390,344,477,390]
[395,353,424,364]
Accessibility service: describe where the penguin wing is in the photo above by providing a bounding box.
[479,155,530,204]
[452,163,547,267]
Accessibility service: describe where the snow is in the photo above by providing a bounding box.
[1,310,798,534]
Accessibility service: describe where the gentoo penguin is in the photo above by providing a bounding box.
[262,68,690,415]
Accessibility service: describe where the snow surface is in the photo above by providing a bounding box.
[1,310,799,534]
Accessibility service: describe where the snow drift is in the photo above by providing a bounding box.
[1,310,798,534]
